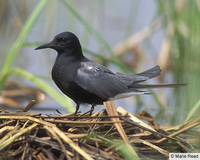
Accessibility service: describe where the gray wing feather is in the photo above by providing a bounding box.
[76,63,162,100]
[76,62,127,99]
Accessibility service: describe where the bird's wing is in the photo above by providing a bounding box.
[76,62,127,100]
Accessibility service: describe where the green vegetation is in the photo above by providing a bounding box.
[156,0,200,124]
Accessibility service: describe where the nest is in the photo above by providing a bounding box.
[0,100,199,160]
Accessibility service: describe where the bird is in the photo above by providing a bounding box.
[35,31,184,116]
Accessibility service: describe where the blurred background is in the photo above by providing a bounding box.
[0,0,200,125]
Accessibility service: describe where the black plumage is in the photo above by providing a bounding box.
[35,32,183,115]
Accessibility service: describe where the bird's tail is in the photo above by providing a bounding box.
[136,65,161,79]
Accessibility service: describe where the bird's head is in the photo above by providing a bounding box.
[35,32,82,55]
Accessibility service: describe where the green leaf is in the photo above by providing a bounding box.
[0,0,48,92]
[185,99,200,123]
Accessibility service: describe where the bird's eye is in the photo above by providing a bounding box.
[57,37,67,42]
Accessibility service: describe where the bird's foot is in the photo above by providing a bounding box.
[73,104,80,116]
[89,105,95,116]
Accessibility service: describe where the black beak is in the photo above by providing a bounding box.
[35,42,52,50]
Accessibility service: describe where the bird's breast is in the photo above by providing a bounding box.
[52,64,71,87]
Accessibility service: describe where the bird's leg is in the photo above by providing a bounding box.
[73,103,80,116]
[89,104,95,116]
